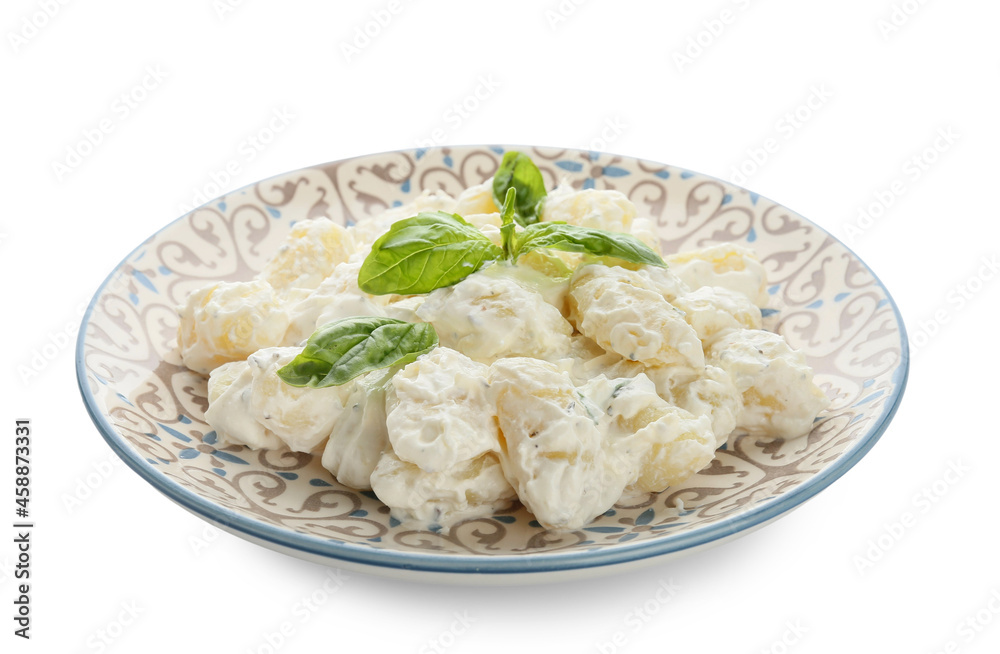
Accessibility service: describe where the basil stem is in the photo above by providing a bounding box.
[500,187,517,261]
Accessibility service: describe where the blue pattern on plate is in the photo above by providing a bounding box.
[584,526,625,534]
[854,390,886,406]
[158,422,191,443]
[556,160,584,172]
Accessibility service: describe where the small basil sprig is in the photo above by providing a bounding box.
[492,150,547,227]
[277,316,438,388]
[357,152,665,295]
[358,211,502,295]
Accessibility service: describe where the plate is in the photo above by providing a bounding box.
[76,145,908,583]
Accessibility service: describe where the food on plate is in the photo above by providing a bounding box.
[176,151,830,530]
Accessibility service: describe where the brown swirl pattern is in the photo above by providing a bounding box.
[79,145,906,565]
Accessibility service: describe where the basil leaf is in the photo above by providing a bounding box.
[492,151,547,227]
[277,316,438,388]
[358,211,503,295]
[500,187,517,261]
[512,222,666,268]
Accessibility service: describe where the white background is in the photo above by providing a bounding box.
[2,0,998,652]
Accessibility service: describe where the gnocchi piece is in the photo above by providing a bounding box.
[320,370,392,490]
[453,181,499,216]
[541,184,637,235]
[671,365,743,447]
[247,347,350,453]
[569,264,705,369]
[369,450,516,526]
[670,285,763,348]
[259,219,355,293]
[665,243,769,308]
[584,374,717,493]
[177,278,291,374]
[417,271,573,364]
[204,360,284,450]
[385,347,499,473]
[708,329,830,439]
[489,358,626,531]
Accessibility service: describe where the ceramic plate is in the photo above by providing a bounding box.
[76,145,908,583]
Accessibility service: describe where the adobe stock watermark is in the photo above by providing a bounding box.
[213,0,249,20]
[758,619,809,654]
[7,0,72,54]
[876,0,932,41]
[415,74,501,149]
[189,523,224,556]
[339,0,413,63]
[727,84,833,186]
[418,611,476,654]
[178,106,295,214]
[672,0,755,73]
[929,588,1000,654]
[243,569,349,654]
[842,126,958,244]
[853,460,969,575]
[61,451,124,515]
[544,0,590,31]
[595,578,680,653]
[16,300,88,385]
[909,254,998,360]
[51,64,169,183]
[580,116,627,154]
[85,600,144,653]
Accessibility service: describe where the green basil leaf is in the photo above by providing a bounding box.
[500,186,517,261]
[358,211,503,295]
[512,222,666,268]
[492,151,547,227]
[277,316,438,388]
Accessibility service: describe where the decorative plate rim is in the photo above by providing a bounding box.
[75,144,910,578]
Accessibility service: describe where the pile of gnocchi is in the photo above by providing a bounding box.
[177,170,830,531]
